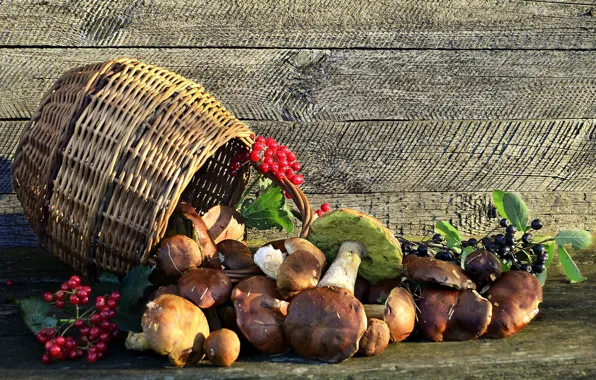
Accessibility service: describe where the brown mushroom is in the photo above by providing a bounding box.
[284,237,327,269]
[216,240,254,270]
[265,239,288,253]
[177,268,233,309]
[231,276,290,354]
[125,294,210,367]
[175,201,220,269]
[417,287,492,341]
[484,271,542,338]
[404,255,476,290]
[253,244,287,279]
[464,250,503,290]
[363,287,417,343]
[155,235,202,280]
[202,205,246,244]
[203,328,241,367]
[276,249,323,299]
[358,318,390,356]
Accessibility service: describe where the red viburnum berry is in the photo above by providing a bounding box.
[76,288,87,299]
[291,174,304,185]
[80,327,90,337]
[275,171,286,181]
[291,162,301,171]
[96,342,108,353]
[87,352,98,364]
[106,299,117,310]
[60,283,69,291]
[321,203,331,212]
[316,210,323,217]
[69,295,80,305]
[97,352,105,360]
[275,150,286,160]
[49,344,61,357]
[264,149,273,157]
[80,297,89,305]
[67,279,78,289]
[250,151,261,162]
[67,349,78,360]
[43,292,54,303]
[55,336,65,346]
[286,152,297,162]
[5,279,13,286]
[55,300,65,308]
[95,296,106,309]
[259,163,270,173]
[83,286,92,293]
[41,353,52,364]
[255,135,265,142]
[74,319,85,329]
[70,275,81,286]
[100,320,111,331]
[100,333,110,343]
[253,142,263,151]
[270,163,279,173]
[90,313,101,325]
[56,291,66,301]
[65,339,77,351]
[45,340,54,352]
[100,310,111,321]
[263,156,274,165]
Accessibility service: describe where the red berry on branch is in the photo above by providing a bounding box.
[101,320,111,331]
[275,150,286,160]
[69,295,80,305]
[291,174,304,185]
[259,163,270,173]
[80,327,90,337]
[42,353,52,364]
[275,171,286,181]
[49,344,61,357]
[74,319,85,329]
[45,340,54,352]
[285,168,295,178]
[256,135,265,142]
[55,336,65,346]
[84,286,92,293]
[43,292,54,303]
[60,283,69,291]
[278,158,289,168]
[284,190,292,199]
[106,299,117,310]
[110,292,120,302]
[321,203,331,212]
[253,142,263,151]
[95,296,106,309]
[291,162,301,171]
[96,342,108,353]
[67,279,77,289]
[70,275,81,285]
[278,145,289,153]
[97,352,105,360]
[250,151,261,162]
[37,332,47,344]
[56,291,66,301]
[5,279,13,286]
[100,333,110,343]
[100,310,111,320]
[46,328,56,338]
[270,163,279,173]
[107,310,116,320]
[89,327,100,340]
[263,156,274,165]
[80,297,89,305]
[67,349,78,360]
[65,339,77,351]
[264,149,273,157]
[265,137,276,146]
[90,313,101,324]
[316,210,323,217]
[76,288,87,298]
[76,349,84,358]
[55,300,65,308]
[286,152,297,162]
[87,352,98,364]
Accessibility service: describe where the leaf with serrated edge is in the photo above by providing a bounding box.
[558,246,586,283]
[241,185,294,233]
[19,297,58,334]
[502,192,529,232]
[555,230,592,250]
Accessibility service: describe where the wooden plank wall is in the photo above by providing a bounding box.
[0,0,595,245]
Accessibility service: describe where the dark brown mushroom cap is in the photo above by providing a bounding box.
[404,255,476,290]
[155,235,202,279]
[202,205,246,244]
[358,318,390,356]
[277,249,323,299]
[216,239,254,270]
[175,201,220,269]
[417,287,492,341]
[177,268,233,309]
[284,237,327,269]
[484,271,542,338]
[203,328,241,367]
[367,278,400,304]
[231,276,290,354]
[384,287,417,342]
[464,250,503,289]
[284,287,367,363]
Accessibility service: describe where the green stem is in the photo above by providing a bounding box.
[235,173,262,210]
[60,307,95,336]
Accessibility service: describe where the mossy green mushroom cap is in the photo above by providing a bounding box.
[307,208,402,284]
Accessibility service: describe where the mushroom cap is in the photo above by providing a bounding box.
[155,235,202,279]
[384,287,417,342]
[404,255,476,290]
[417,287,492,341]
[203,328,241,367]
[177,268,233,309]
[277,249,323,299]
[231,276,290,354]
[264,239,288,253]
[307,208,402,284]
[367,278,401,304]
[284,237,327,269]
[464,250,503,289]
[217,239,254,270]
[484,271,542,338]
[175,201,220,269]
[202,205,246,244]
[284,287,367,363]
[358,318,390,356]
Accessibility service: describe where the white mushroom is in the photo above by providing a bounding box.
[254,244,287,279]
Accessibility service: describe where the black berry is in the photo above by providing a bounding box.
[498,245,511,255]
[432,234,444,243]
[488,207,497,219]
[521,264,532,272]
[402,243,412,254]
[499,219,508,227]
[521,233,533,245]
[531,219,543,230]
[435,251,453,261]
[505,234,516,247]
[532,264,546,273]
[532,244,545,254]
[416,246,429,257]
[467,238,478,247]
[495,234,506,247]
[537,253,548,264]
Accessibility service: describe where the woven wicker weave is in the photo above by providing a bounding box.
[12,58,313,277]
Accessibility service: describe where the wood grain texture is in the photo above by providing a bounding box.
[1,48,596,121]
[0,0,594,49]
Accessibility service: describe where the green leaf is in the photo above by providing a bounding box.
[536,270,547,287]
[460,246,475,269]
[557,246,586,283]
[502,192,529,232]
[241,185,294,233]
[555,230,592,250]
[98,272,120,285]
[258,177,273,195]
[435,221,462,249]
[492,190,506,219]
[18,297,58,334]
[544,241,555,267]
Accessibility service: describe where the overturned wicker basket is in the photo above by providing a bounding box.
[12,58,314,278]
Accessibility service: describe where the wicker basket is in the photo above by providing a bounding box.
[12,58,314,278]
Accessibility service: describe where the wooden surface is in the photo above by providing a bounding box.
[1,246,595,379]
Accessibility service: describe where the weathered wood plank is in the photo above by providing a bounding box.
[1,48,596,120]
[0,0,594,49]
[3,119,596,194]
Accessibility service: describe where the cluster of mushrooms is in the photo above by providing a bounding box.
[125,205,543,368]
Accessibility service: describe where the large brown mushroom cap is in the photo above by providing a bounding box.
[155,235,202,279]
[231,276,290,354]
[358,318,390,356]
[177,268,233,309]
[216,239,254,270]
[284,287,367,363]
[417,287,492,341]
[484,271,542,338]
[464,250,503,289]
[404,255,476,290]
[277,249,323,299]
[202,205,246,244]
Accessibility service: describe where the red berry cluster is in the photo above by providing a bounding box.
[38,275,121,364]
[316,203,331,217]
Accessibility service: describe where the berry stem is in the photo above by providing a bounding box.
[234,174,262,210]
[60,306,95,337]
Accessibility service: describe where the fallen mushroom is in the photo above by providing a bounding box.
[174,201,220,269]
[484,271,542,338]
[358,318,390,356]
[307,208,403,284]
[202,205,246,244]
[253,244,286,279]
[177,268,233,309]
[203,328,241,367]
[404,255,476,290]
[217,239,254,270]
[363,287,416,342]
[283,241,368,363]
[155,235,203,280]
[417,287,492,341]
[276,249,323,299]
[464,250,503,290]
[125,294,210,367]
[231,276,290,354]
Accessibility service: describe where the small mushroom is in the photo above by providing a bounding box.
[284,237,327,269]
[417,287,492,341]
[175,201,220,269]
[202,205,246,244]
[358,318,390,356]
[217,240,254,270]
[484,271,542,338]
[253,244,286,279]
[404,255,476,290]
[307,208,403,284]
[363,287,416,342]
[464,250,503,290]
[276,249,323,299]
[177,268,233,309]
[203,328,241,367]
[125,294,210,367]
[231,276,290,354]
[155,235,203,280]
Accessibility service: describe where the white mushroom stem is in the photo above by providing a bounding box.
[125,332,150,351]
[317,241,367,294]
[254,245,287,279]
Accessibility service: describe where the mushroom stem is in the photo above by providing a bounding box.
[317,241,366,293]
[260,298,290,316]
[204,307,222,331]
[125,332,150,351]
[362,304,385,320]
